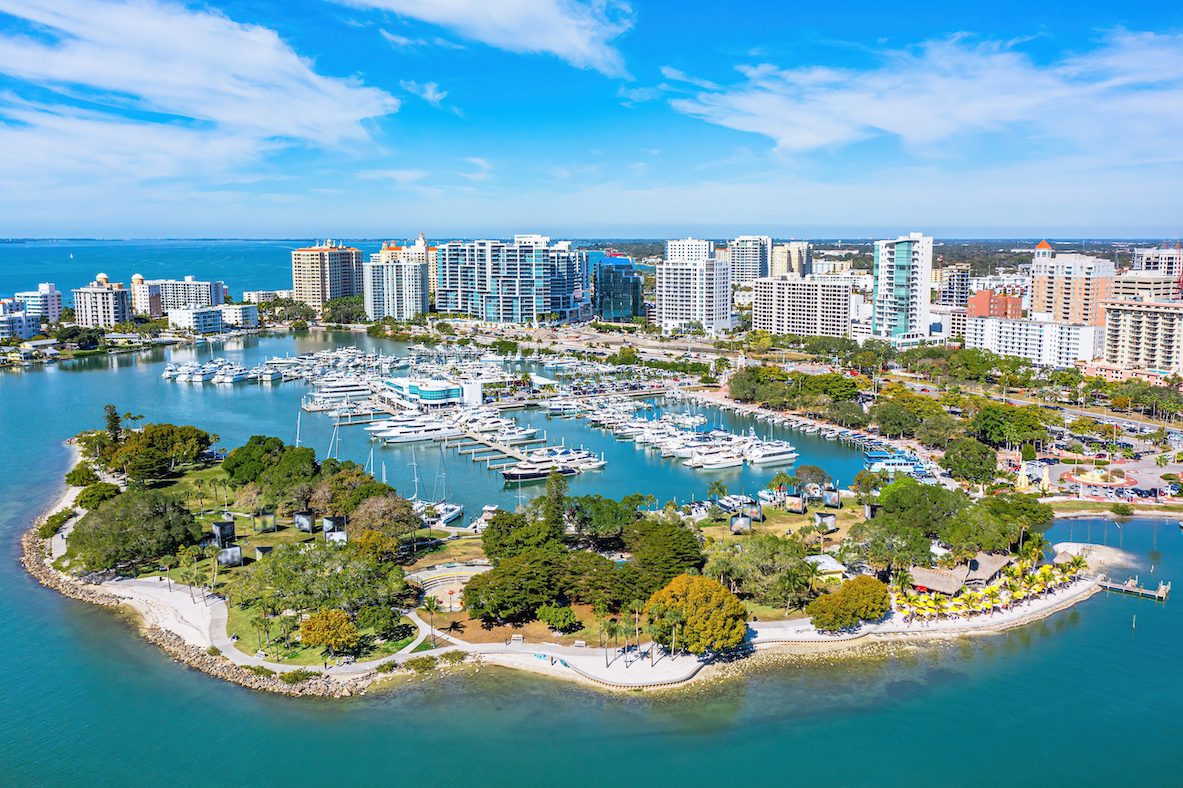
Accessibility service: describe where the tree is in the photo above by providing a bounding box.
[644,575,747,655]
[464,544,567,622]
[795,465,830,490]
[309,465,392,516]
[345,493,420,540]
[915,412,961,449]
[421,595,440,647]
[540,470,569,536]
[806,576,890,632]
[707,480,728,501]
[300,609,360,657]
[70,489,201,570]
[104,403,122,444]
[537,603,581,633]
[65,463,100,487]
[322,295,367,324]
[77,482,121,510]
[940,438,998,484]
[481,510,561,563]
[624,519,705,594]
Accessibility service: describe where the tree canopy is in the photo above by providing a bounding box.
[645,575,748,655]
[70,489,200,570]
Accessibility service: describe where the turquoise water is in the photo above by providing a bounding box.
[0,304,1181,783]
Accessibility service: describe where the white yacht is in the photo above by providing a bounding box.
[745,441,799,465]
[380,420,464,444]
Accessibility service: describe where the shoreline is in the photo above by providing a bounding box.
[21,443,1114,699]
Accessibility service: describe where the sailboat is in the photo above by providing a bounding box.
[416,444,463,526]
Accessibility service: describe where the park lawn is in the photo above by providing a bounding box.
[404,536,487,570]
[698,505,864,548]
[224,604,417,666]
[1048,500,1183,514]
[744,600,807,622]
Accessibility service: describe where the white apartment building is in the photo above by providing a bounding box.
[291,241,365,311]
[1112,271,1178,302]
[216,303,259,328]
[131,274,225,317]
[1132,242,1183,279]
[770,242,812,277]
[729,235,772,284]
[665,238,716,262]
[1103,300,1183,375]
[0,299,38,340]
[965,316,1100,369]
[871,232,933,345]
[751,275,852,338]
[72,274,132,328]
[376,234,439,294]
[168,306,224,334]
[363,258,429,321]
[13,283,62,324]
[242,289,294,303]
[655,257,732,335]
[811,257,852,275]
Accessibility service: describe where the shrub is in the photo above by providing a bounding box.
[65,463,100,487]
[279,668,319,684]
[806,576,890,632]
[1110,502,1134,517]
[374,660,400,674]
[1020,444,1036,462]
[403,655,438,673]
[206,646,222,657]
[36,508,75,539]
[77,482,121,511]
[244,665,275,677]
[439,650,467,665]
[536,603,581,633]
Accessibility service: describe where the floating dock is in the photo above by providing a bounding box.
[1098,576,1171,600]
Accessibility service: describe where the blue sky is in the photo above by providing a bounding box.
[0,0,1180,238]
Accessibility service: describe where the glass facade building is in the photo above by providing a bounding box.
[593,257,643,321]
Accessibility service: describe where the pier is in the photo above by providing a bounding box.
[444,431,566,470]
[1098,576,1172,600]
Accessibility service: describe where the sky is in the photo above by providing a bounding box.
[0,0,1180,238]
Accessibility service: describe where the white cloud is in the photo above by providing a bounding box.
[381,29,427,47]
[667,32,1183,163]
[358,169,430,183]
[343,0,633,76]
[400,79,448,107]
[0,0,398,193]
[461,156,493,181]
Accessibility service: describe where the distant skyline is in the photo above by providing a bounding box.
[1,1,1180,237]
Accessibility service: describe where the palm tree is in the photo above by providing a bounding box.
[707,480,728,502]
[1068,554,1088,577]
[983,586,1002,614]
[422,595,441,648]
[204,544,220,591]
[891,569,914,597]
[1023,533,1050,567]
[604,619,623,665]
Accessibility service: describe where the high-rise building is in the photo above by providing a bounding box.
[168,306,224,334]
[1112,271,1179,302]
[72,274,131,328]
[1132,242,1183,279]
[363,257,429,322]
[665,238,715,262]
[965,316,1101,369]
[938,264,971,307]
[1103,300,1183,375]
[752,275,851,337]
[729,235,772,284]
[1029,240,1114,326]
[291,241,365,311]
[593,257,644,322]
[130,274,225,317]
[967,289,1022,319]
[376,234,439,295]
[655,257,731,335]
[871,232,933,344]
[769,242,812,277]
[242,289,293,303]
[0,299,38,340]
[435,235,589,323]
[13,283,62,324]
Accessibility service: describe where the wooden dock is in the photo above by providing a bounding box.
[1098,576,1171,600]
[443,431,567,469]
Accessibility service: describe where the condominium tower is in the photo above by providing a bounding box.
[291,241,365,311]
[655,256,731,335]
[752,275,852,338]
[729,235,772,284]
[1132,242,1183,280]
[13,282,63,323]
[1103,300,1183,375]
[363,256,429,322]
[1029,240,1114,326]
[377,234,439,294]
[434,235,589,323]
[871,232,933,344]
[131,274,225,317]
[770,242,812,277]
[72,274,132,328]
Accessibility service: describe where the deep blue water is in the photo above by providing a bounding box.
[0,249,1180,784]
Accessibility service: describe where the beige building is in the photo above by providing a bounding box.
[1103,299,1183,375]
[72,274,131,328]
[1029,240,1114,326]
[752,275,852,338]
[291,241,364,311]
[770,241,812,277]
[1112,271,1178,302]
[375,233,439,294]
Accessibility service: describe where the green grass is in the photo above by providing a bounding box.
[743,601,807,622]
[225,604,418,666]
[1049,500,1183,513]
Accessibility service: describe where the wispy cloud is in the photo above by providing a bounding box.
[461,156,493,181]
[0,0,398,193]
[358,169,429,183]
[343,0,634,76]
[667,31,1183,164]
[380,28,464,49]
[400,79,448,107]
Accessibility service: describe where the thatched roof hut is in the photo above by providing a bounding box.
[964,552,1011,585]
[910,566,969,596]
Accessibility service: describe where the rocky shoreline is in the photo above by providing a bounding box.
[20,518,378,699]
